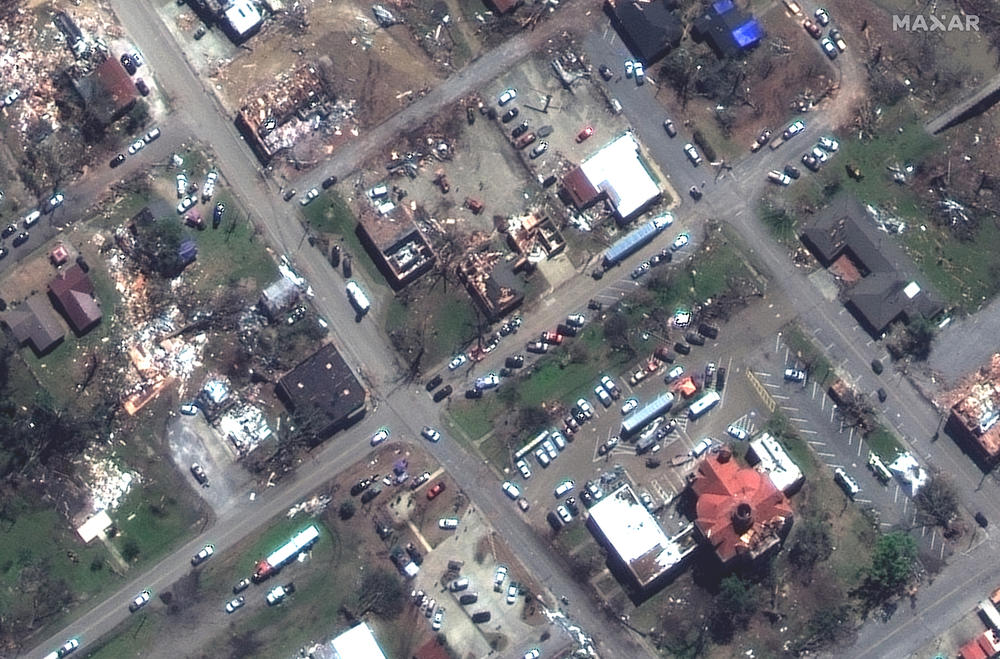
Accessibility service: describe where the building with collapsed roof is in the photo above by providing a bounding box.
[259,277,301,319]
[48,264,102,336]
[605,0,683,64]
[586,483,697,593]
[690,449,794,566]
[456,250,524,322]
[74,56,138,126]
[562,132,661,224]
[1,295,65,355]
[800,196,943,337]
[946,354,1000,466]
[503,211,566,263]
[356,202,436,289]
[277,343,367,440]
[235,65,329,163]
[692,0,765,59]
[485,0,523,14]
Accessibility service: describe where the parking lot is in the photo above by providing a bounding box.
[748,333,948,559]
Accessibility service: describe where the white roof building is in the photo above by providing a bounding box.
[889,452,928,496]
[578,132,661,221]
[747,433,805,495]
[223,0,264,39]
[586,483,695,589]
[331,622,387,659]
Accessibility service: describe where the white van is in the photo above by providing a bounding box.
[346,281,370,315]
[550,430,567,451]
[834,468,860,498]
[23,209,41,228]
[450,577,470,592]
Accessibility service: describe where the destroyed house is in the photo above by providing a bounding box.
[605,0,683,64]
[504,212,566,262]
[800,196,942,336]
[457,250,524,322]
[485,0,523,13]
[356,203,435,289]
[945,354,1000,466]
[184,0,227,23]
[74,56,138,126]
[276,343,367,439]
[2,295,65,356]
[692,0,764,58]
[235,66,328,163]
[259,277,300,319]
[690,449,793,566]
[48,265,102,336]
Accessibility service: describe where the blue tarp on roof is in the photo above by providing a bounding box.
[178,239,197,266]
[732,18,764,48]
[712,0,734,14]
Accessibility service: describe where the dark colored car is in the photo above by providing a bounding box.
[588,299,603,311]
[599,64,613,80]
[426,481,446,500]
[2,224,16,239]
[976,512,989,528]
[465,388,483,399]
[321,175,338,189]
[511,121,529,139]
[674,342,691,355]
[698,323,719,339]
[459,593,479,605]
[556,323,577,338]
[471,611,492,623]
[432,385,452,402]
[282,188,296,201]
[135,78,150,96]
[505,354,524,368]
[546,511,564,531]
[190,463,209,486]
[0,247,8,260]
[120,53,136,74]
[13,232,29,247]
[783,164,801,179]
[467,106,476,124]
[716,367,727,391]
[877,388,887,403]
[110,153,126,168]
[213,202,226,221]
[689,186,702,201]
[351,478,372,496]
[501,107,519,123]
[802,153,820,171]
[685,332,706,346]
[425,374,443,391]
[233,578,251,594]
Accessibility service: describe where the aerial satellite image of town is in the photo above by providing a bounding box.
[2,0,1000,658]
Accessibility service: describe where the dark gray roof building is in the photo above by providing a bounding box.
[800,196,943,336]
[276,344,367,440]
[605,0,683,64]
[2,295,65,355]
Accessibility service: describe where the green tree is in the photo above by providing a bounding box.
[136,218,184,277]
[339,500,355,520]
[915,475,959,528]
[789,517,834,571]
[122,540,140,562]
[356,569,404,618]
[709,575,758,643]
[865,531,917,597]
[603,312,629,348]
[516,406,549,433]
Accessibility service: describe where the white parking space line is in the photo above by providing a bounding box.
[752,371,771,379]
[789,417,809,423]
[774,333,781,352]
[848,427,855,444]
[812,381,818,398]
[856,439,863,457]
[800,429,818,435]
[902,498,909,515]
[829,407,836,423]
[807,440,825,446]
[855,498,873,504]
[781,405,798,412]
[764,383,781,389]
[812,326,822,335]
[773,393,790,400]
[816,451,836,457]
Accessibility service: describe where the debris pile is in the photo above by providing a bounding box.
[286,494,331,519]
[81,453,140,513]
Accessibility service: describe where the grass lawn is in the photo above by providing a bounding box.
[781,322,836,386]
[188,191,279,290]
[385,279,479,367]
[865,425,905,462]
[300,191,380,282]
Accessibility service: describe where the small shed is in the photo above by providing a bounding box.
[51,244,70,266]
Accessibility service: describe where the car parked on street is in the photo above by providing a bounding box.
[225,596,245,613]
[370,427,390,446]
[683,143,702,165]
[191,544,215,566]
[663,119,677,137]
[421,426,441,442]
[129,590,151,612]
[433,385,452,402]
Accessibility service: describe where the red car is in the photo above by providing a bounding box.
[541,331,564,345]
[576,125,594,142]
[802,19,821,38]
[427,481,446,500]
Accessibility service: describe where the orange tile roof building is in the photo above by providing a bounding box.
[690,450,794,566]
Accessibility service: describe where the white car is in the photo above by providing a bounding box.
[421,426,441,442]
[767,170,792,186]
[575,398,594,419]
[666,364,685,381]
[621,398,638,415]
[818,136,839,152]
[691,438,713,457]
[811,145,829,163]
[726,424,749,441]
[683,143,702,165]
[202,170,218,199]
[176,197,195,214]
[599,436,619,455]
[299,188,319,205]
[370,427,390,446]
[475,373,500,390]
[128,139,145,155]
[554,480,575,498]
[494,565,508,590]
[431,607,445,630]
[673,309,692,327]
[784,368,807,382]
[834,467,861,498]
[57,638,80,656]
[594,386,612,407]
[506,582,519,604]
[23,209,41,228]
[542,440,558,460]
[534,447,551,467]
[624,60,634,77]
[48,193,65,210]
[516,459,532,479]
[671,233,690,251]
[502,481,521,499]
[191,544,215,565]
[3,88,20,106]
[439,518,459,530]
[225,596,245,613]
[600,374,619,398]
[783,120,805,139]
[129,589,151,612]
[498,88,517,105]
[567,313,586,327]
[820,37,838,59]
[144,127,161,142]
[176,173,189,198]
[556,505,572,524]
[633,61,645,84]
[448,354,468,370]
[524,649,541,659]
[814,7,830,25]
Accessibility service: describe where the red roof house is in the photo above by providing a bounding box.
[51,244,70,265]
[48,264,102,335]
[74,56,138,126]
[690,450,794,565]
[960,629,1000,659]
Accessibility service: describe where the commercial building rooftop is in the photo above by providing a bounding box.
[746,433,804,495]
[356,202,435,289]
[222,0,264,41]
[605,0,683,63]
[276,343,366,439]
[565,132,661,222]
[330,622,388,659]
[586,483,695,589]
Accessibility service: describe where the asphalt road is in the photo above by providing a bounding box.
[23,1,1000,657]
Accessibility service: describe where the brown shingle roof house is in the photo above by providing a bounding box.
[2,295,65,355]
[74,56,138,126]
[48,264,102,335]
